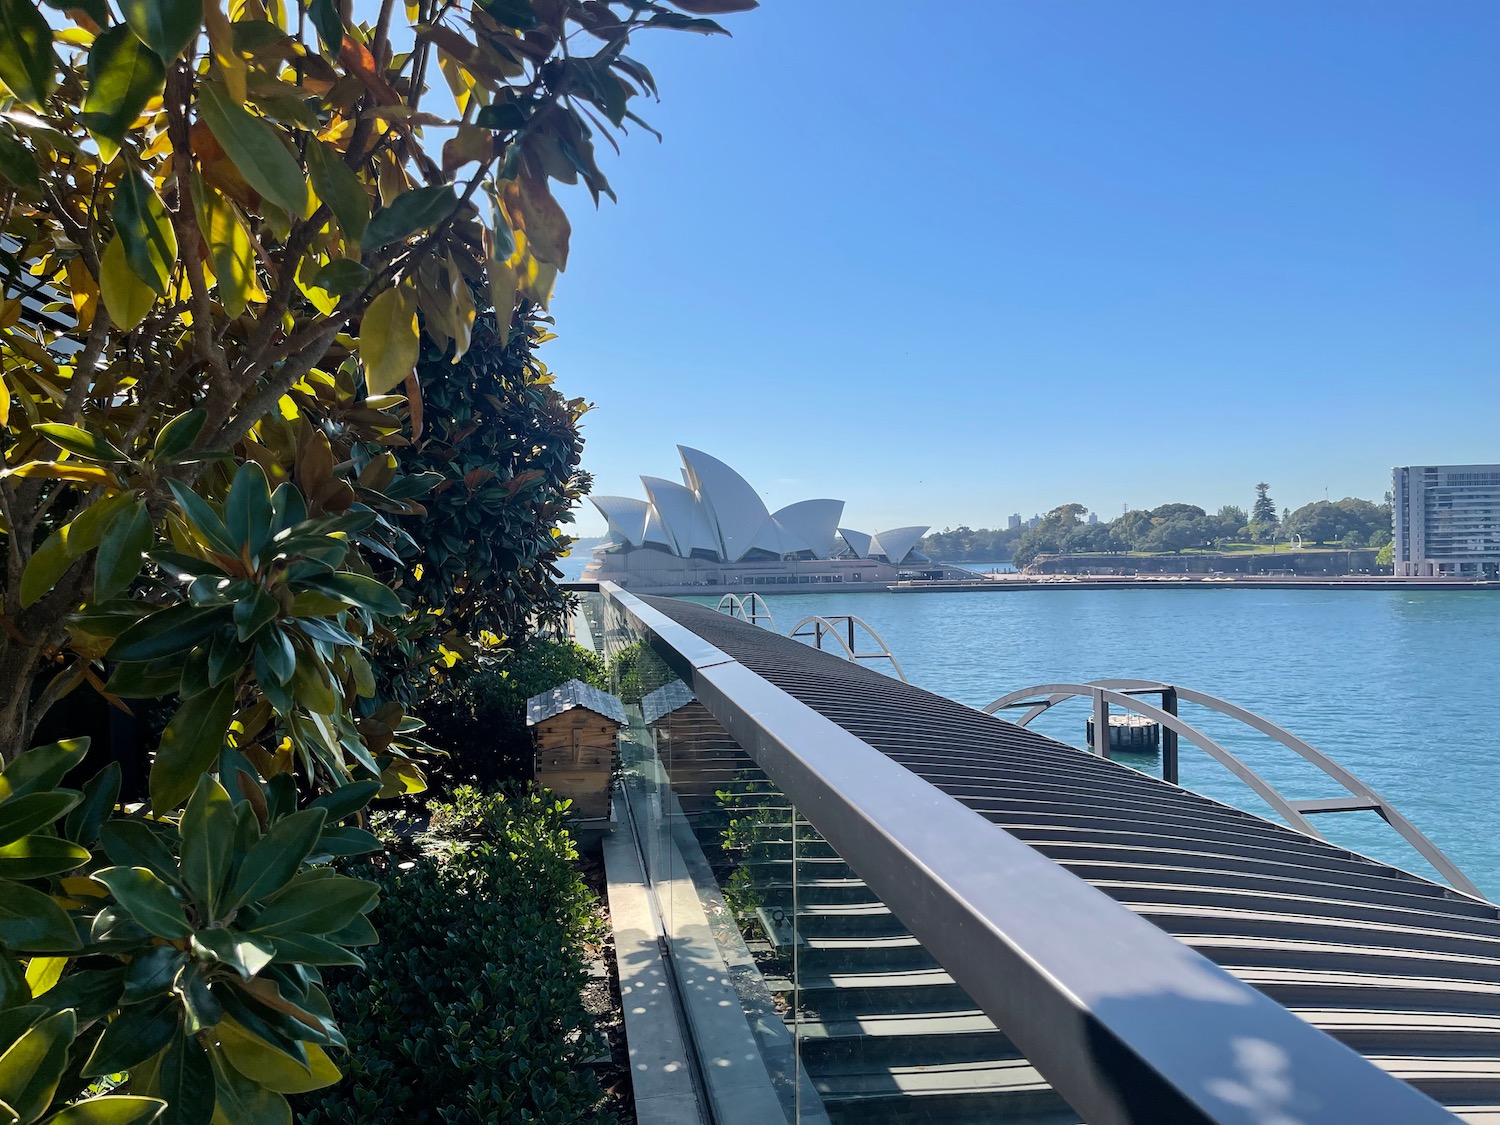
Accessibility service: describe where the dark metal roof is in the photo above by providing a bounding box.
[641,678,696,724]
[524,679,626,726]
[642,595,1500,1120]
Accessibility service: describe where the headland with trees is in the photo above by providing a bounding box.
[922,484,1396,570]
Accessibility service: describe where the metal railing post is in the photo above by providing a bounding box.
[1161,686,1179,784]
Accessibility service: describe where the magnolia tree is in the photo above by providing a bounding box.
[0,1,751,1123]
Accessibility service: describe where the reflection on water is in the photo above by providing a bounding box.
[681,588,1500,901]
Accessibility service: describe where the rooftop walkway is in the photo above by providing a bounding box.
[640,595,1500,1122]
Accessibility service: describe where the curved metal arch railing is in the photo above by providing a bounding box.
[983,679,1482,899]
[786,615,908,682]
[714,592,777,631]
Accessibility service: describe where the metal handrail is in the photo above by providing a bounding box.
[984,679,1483,900]
[785,614,908,681]
[598,581,1462,1125]
[715,591,777,631]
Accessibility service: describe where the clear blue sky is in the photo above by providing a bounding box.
[539,2,1500,536]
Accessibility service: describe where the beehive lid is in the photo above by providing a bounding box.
[525,680,626,727]
[641,679,695,724]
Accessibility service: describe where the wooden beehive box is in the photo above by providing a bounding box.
[527,680,626,820]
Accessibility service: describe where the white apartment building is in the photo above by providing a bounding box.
[1392,464,1500,577]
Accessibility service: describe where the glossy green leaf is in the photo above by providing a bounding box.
[32,423,128,464]
[248,871,376,937]
[306,0,343,52]
[81,999,177,1078]
[311,826,380,858]
[300,573,403,617]
[228,808,325,909]
[0,1009,74,1125]
[0,835,90,880]
[260,931,362,968]
[0,794,80,848]
[208,1048,291,1125]
[110,603,229,663]
[232,589,277,642]
[65,492,135,560]
[81,24,165,162]
[252,628,295,688]
[20,528,71,610]
[197,84,309,220]
[150,681,236,811]
[156,1033,214,1125]
[175,963,221,1035]
[32,966,124,1024]
[151,409,207,463]
[0,1004,41,1054]
[0,883,79,953]
[43,1095,168,1125]
[477,0,539,31]
[0,0,58,109]
[305,138,367,243]
[362,186,457,252]
[91,867,191,939]
[306,780,380,824]
[94,501,152,602]
[98,819,180,886]
[311,258,369,298]
[224,463,272,557]
[189,929,274,980]
[63,763,120,847]
[166,480,239,557]
[122,945,187,1005]
[180,775,235,919]
[113,167,178,296]
[103,659,184,699]
[0,739,89,804]
[0,127,37,189]
[120,0,202,62]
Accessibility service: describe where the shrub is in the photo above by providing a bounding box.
[297,788,610,1125]
[416,640,608,790]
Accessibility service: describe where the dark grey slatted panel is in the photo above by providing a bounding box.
[644,596,1500,1118]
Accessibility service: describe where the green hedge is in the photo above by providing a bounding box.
[296,788,612,1125]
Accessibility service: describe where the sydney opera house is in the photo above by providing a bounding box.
[582,446,958,592]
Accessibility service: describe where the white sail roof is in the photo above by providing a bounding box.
[642,505,673,551]
[838,528,873,558]
[591,496,649,547]
[641,476,721,560]
[678,446,770,563]
[870,525,929,565]
[772,499,843,559]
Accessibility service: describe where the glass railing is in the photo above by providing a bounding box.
[573,582,1467,1125]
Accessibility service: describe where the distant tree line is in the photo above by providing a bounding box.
[923,485,1393,568]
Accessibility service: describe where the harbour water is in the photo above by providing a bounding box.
[560,553,1500,899]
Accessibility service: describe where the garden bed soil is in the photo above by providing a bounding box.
[578,848,637,1125]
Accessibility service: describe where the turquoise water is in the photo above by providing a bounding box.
[668,587,1500,901]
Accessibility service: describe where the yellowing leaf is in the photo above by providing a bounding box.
[65,257,99,330]
[193,180,264,318]
[6,462,120,486]
[359,285,417,396]
[24,956,66,995]
[203,0,247,104]
[100,236,156,330]
[216,1020,341,1094]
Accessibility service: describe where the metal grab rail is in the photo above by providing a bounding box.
[715,591,777,631]
[600,582,1463,1125]
[785,614,908,681]
[984,679,1483,900]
